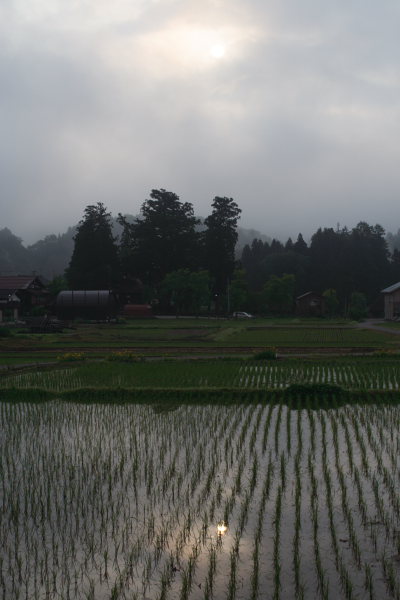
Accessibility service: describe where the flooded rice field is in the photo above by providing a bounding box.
[3,359,400,392]
[1,399,400,599]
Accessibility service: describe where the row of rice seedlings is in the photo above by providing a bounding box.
[330,408,376,598]
[250,453,275,600]
[239,362,400,390]
[2,397,400,599]
[333,404,400,598]
[352,405,400,520]
[0,400,225,596]
[292,409,305,599]
[344,406,399,542]
[4,358,400,393]
[307,451,329,599]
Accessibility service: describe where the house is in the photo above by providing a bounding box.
[296,292,325,317]
[0,275,49,322]
[381,282,400,320]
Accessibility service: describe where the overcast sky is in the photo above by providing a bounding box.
[1,0,400,244]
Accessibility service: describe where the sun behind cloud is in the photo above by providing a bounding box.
[210,43,226,59]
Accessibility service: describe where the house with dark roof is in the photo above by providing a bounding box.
[296,291,325,317]
[381,282,400,320]
[0,275,49,321]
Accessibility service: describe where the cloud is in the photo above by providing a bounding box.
[0,0,399,244]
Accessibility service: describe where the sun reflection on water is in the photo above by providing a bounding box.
[217,521,228,535]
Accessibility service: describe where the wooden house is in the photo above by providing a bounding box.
[296,292,325,317]
[381,282,400,320]
[0,275,49,321]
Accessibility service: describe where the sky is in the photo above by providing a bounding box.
[1,0,400,244]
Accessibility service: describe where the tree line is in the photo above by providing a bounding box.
[241,223,400,316]
[65,190,241,313]
[63,189,400,316]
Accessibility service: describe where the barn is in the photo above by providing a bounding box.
[0,275,49,321]
[296,292,325,317]
[56,290,119,320]
[381,282,400,320]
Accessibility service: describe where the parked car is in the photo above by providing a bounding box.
[232,311,254,318]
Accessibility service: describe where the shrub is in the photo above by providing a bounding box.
[250,348,277,360]
[349,292,368,321]
[107,351,144,363]
[57,352,86,362]
[372,349,400,358]
[284,383,346,397]
[0,327,12,338]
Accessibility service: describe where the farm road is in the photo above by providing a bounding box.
[357,319,400,335]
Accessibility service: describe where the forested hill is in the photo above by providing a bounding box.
[0,220,270,279]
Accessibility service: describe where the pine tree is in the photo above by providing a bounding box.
[66,203,119,289]
[118,189,200,287]
[204,197,241,295]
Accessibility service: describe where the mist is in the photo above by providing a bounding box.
[1,0,399,244]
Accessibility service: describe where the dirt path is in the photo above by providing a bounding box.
[356,319,400,335]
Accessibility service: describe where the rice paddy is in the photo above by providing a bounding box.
[3,358,400,392]
[1,397,400,599]
[2,328,400,600]
[230,326,394,347]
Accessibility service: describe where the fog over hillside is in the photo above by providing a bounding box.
[0,219,271,279]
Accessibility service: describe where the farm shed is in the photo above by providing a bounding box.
[56,290,118,320]
[0,275,49,320]
[296,292,325,317]
[381,282,400,320]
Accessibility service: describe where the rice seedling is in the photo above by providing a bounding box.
[2,386,400,599]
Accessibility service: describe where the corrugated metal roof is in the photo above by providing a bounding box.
[0,276,39,290]
[0,291,20,303]
[56,290,115,307]
[381,282,400,294]
[296,291,320,300]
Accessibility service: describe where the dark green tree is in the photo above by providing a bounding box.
[118,189,200,286]
[293,233,308,255]
[230,269,248,312]
[48,275,68,296]
[0,228,32,274]
[28,229,75,279]
[347,222,389,301]
[322,288,339,317]
[66,203,119,289]
[349,291,368,320]
[263,274,295,314]
[241,239,270,291]
[160,269,210,315]
[309,227,351,304]
[204,196,241,295]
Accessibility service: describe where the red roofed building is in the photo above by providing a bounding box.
[0,275,49,321]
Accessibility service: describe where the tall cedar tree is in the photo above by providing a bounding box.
[118,189,199,286]
[204,196,241,294]
[66,203,119,289]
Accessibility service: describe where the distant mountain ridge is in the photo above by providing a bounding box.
[0,218,271,279]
